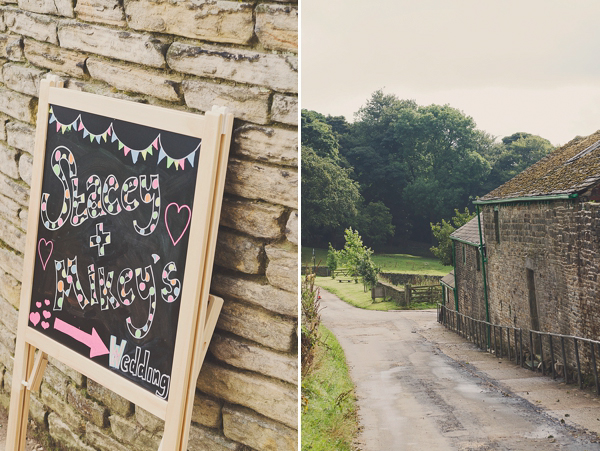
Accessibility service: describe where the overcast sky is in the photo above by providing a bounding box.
[301,0,600,146]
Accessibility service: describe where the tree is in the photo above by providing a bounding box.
[300,110,339,159]
[301,146,361,246]
[430,208,476,265]
[355,201,395,248]
[338,228,379,290]
[483,133,554,193]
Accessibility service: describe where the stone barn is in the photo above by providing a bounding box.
[443,215,487,322]
[473,130,600,345]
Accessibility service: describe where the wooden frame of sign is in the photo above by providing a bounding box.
[6,75,234,451]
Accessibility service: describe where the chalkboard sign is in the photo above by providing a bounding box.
[7,77,233,451]
[30,103,204,399]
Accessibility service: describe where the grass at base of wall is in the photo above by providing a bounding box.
[302,325,358,451]
[316,277,437,311]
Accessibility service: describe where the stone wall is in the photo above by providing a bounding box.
[481,200,600,372]
[0,1,298,450]
[453,241,486,321]
[379,272,441,286]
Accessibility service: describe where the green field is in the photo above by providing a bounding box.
[302,247,452,276]
[315,276,438,311]
[302,325,358,451]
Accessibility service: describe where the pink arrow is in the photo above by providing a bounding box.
[53,318,109,358]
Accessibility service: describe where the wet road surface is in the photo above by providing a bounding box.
[319,289,600,450]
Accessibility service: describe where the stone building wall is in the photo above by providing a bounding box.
[481,200,600,371]
[453,241,486,322]
[0,1,298,450]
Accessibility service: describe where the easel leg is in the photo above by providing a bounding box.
[6,342,35,451]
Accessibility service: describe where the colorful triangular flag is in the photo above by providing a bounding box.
[186,152,195,167]
[132,151,139,164]
[49,114,56,124]
[158,148,166,163]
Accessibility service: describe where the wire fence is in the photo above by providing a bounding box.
[437,304,600,395]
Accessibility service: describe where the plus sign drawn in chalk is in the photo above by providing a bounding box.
[90,222,111,257]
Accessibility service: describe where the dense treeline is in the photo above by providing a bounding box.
[301,90,555,249]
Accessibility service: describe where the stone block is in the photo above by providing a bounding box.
[75,0,126,26]
[48,412,96,451]
[233,124,297,166]
[0,142,19,179]
[167,42,298,93]
[87,379,133,416]
[17,0,74,17]
[220,197,285,240]
[0,113,7,140]
[225,158,297,209]
[0,264,20,309]
[0,191,22,230]
[29,393,47,425]
[0,171,29,206]
[41,364,69,399]
[66,79,146,103]
[6,120,35,154]
[18,207,26,230]
[0,215,25,253]
[41,382,86,433]
[214,230,263,274]
[18,152,31,185]
[217,298,296,352]
[58,21,168,68]
[24,39,87,78]
[134,406,164,434]
[109,414,162,451]
[187,423,239,451]
[272,94,298,125]
[210,333,297,384]
[223,405,297,451]
[0,86,36,123]
[125,0,254,45]
[85,423,130,451]
[191,392,222,429]
[265,241,297,293]
[285,210,298,245]
[0,295,18,329]
[0,247,23,282]
[182,80,270,125]
[48,356,85,387]
[87,58,181,102]
[197,361,297,428]
[211,272,296,317]
[0,316,15,353]
[0,339,13,373]
[4,9,58,44]
[67,384,107,427]
[5,35,23,61]
[255,4,298,53]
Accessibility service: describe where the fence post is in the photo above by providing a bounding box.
[405,284,411,306]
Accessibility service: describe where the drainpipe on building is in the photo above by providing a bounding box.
[475,204,490,347]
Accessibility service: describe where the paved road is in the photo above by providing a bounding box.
[319,289,600,451]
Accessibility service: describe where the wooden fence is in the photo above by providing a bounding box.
[371,281,442,306]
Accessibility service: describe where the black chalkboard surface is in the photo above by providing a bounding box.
[29,104,202,400]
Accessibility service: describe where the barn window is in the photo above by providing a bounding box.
[462,245,466,264]
[476,249,480,271]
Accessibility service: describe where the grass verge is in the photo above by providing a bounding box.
[316,276,437,311]
[302,325,358,451]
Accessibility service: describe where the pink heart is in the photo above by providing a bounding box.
[38,239,53,270]
[45,299,51,306]
[43,310,51,319]
[29,312,40,326]
[41,321,49,330]
[165,202,191,246]
[36,302,42,308]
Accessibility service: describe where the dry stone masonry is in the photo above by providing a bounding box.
[0,0,298,449]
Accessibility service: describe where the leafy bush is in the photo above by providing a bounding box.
[301,272,321,377]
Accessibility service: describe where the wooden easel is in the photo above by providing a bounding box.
[6,76,234,451]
